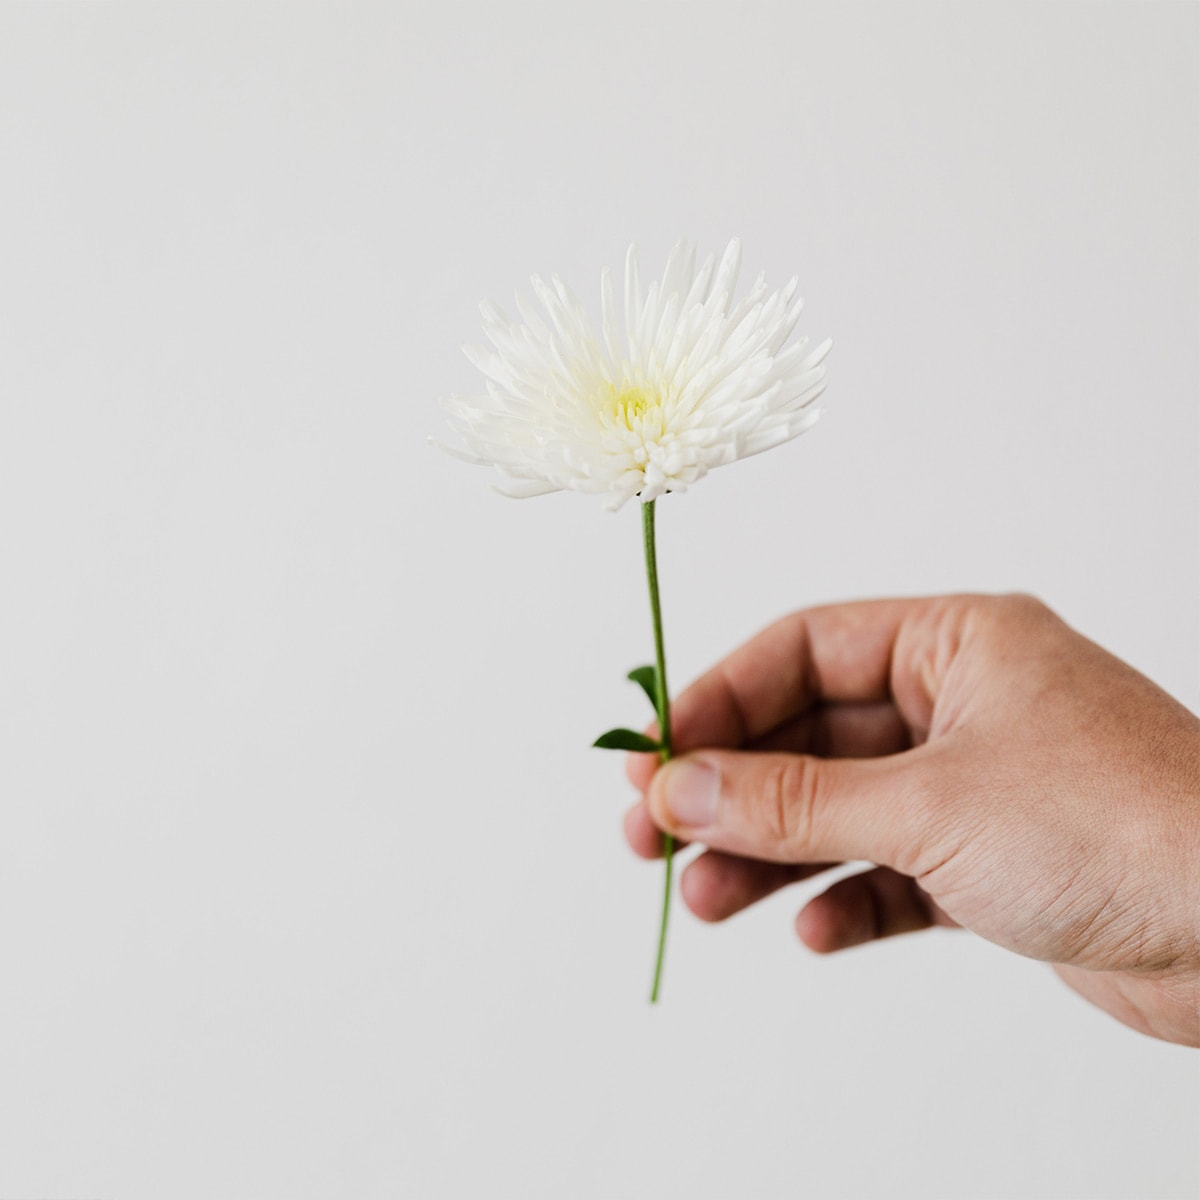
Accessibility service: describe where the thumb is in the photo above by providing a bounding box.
[646,748,930,870]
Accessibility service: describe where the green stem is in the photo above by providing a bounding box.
[643,498,673,1004]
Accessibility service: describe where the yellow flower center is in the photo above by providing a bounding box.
[603,383,658,431]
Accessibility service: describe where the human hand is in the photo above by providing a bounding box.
[623,595,1200,1045]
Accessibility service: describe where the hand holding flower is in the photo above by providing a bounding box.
[624,594,1200,1046]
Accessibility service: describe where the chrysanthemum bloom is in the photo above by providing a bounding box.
[439,238,831,510]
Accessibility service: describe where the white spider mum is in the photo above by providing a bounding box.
[439,238,831,511]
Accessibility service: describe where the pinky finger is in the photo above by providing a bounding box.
[796,867,957,953]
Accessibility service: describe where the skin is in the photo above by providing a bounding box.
[623,594,1200,1046]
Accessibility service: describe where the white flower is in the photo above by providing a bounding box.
[438,238,831,511]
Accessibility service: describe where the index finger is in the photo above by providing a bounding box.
[626,596,950,792]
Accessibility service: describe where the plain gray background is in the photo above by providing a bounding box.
[1,3,1197,1198]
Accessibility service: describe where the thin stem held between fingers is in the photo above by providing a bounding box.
[643,499,673,1004]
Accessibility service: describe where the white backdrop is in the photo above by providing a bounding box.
[1,4,1197,1198]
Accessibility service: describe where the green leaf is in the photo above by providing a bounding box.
[593,728,662,752]
[627,664,659,710]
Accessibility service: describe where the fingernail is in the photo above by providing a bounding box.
[664,757,720,827]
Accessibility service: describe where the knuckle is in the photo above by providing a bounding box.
[990,592,1053,626]
[953,593,1059,667]
[967,595,1070,684]
[762,755,822,854]
[993,590,1051,619]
